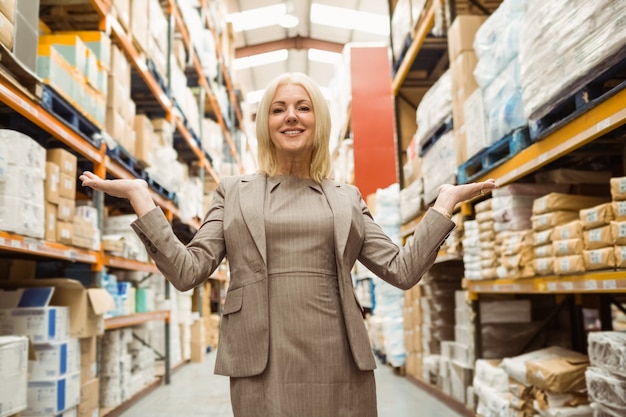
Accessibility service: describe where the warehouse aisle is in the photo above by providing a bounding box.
[119,351,467,417]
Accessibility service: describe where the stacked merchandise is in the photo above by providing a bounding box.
[501,346,592,416]
[609,177,626,269]
[580,202,617,272]
[462,219,481,280]
[473,198,496,280]
[103,214,149,263]
[0,130,46,240]
[446,14,486,165]
[177,290,195,362]
[441,212,464,259]
[466,0,528,158]
[403,284,423,380]
[100,329,134,409]
[371,183,405,367]
[100,327,157,411]
[445,290,475,405]
[414,71,457,204]
[472,359,511,417]
[0,288,80,416]
[531,193,609,275]
[520,0,626,129]
[0,336,28,417]
[419,262,463,387]
[586,331,626,416]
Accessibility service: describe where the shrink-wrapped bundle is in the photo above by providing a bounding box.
[415,70,452,147]
[520,0,626,121]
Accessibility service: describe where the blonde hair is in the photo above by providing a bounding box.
[255,72,332,183]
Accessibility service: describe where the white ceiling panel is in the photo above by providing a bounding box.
[225,0,391,107]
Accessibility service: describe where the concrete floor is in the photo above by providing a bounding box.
[119,351,468,417]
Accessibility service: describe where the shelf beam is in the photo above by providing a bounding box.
[104,310,170,330]
[392,1,437,95]
[0,231,98,263]
[466,270,626,296]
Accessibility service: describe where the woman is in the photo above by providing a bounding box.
[80,72,496,416]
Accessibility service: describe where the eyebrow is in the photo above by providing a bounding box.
[271,99,312,106]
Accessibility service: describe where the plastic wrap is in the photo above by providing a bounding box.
[421,130,457,204]
[415,70,452,146]
[585,366,626,410]
[520,0,626,120]
[473,0,528,88]
[587,331,626,376]
[400,178,424,224]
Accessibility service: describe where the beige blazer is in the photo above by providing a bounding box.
[132,174,455,377]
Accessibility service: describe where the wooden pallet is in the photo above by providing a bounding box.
[40,85,102,147]
[529,54,626,141]
[457,127,531,184]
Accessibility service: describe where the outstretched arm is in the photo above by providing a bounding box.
[79,171,157,217]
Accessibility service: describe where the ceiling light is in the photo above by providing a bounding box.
[310,3,389,36]
[308,49,341,64]
[279,14,299,28]
[233,49,289,70]
[227,4,287,32]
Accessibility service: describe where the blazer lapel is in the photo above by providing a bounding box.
[321,180,352,259]
[240,175,268,265]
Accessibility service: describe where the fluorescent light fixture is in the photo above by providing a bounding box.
[279,14,299,28]
[310,3,389,36]
[227,4,287,32]
[308,48,341,64]
[233,49,289,71]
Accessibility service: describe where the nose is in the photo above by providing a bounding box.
[286,107,298,123]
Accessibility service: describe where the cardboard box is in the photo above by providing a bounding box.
[77,377,99,417]
[59,172,76,199]
[45,161,60,204]
[0,287,70,343]
[447,15,487,60]
[29,338,80,379]
[0,335,28,417]
[451,51,479,128]
[56,220,73,245]
[133,114,154,166]
[47,148,77,178]
[25,371,80,416]
[43,203,57,242]
[0,279,115,338]
[79,336,97,384]
[57,196,75,222]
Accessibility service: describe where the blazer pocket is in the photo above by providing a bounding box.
[222,286,243,315]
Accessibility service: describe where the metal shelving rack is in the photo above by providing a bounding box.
[0,0,243,414]
[391,0,626,414]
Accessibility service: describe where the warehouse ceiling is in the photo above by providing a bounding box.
[224,0,392,109]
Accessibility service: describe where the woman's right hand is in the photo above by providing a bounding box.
[79,171,156,216]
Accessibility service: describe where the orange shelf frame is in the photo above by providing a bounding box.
[392,0,437,95]
[0,231,98,264]
[0,80,103,164]
[104,310,170,330]
[103,255,160,273]
[169,1,243,173]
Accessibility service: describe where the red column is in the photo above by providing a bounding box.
[350,46,398,198]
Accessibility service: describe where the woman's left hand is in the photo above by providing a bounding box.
[433,178,498,214]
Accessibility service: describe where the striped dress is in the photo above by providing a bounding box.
[229,175,377,417]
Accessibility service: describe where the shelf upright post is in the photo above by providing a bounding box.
[470,293,482,359]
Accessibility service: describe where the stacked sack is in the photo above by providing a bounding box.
[500,346,592,416]
[531,193,608,275]
[419,262,463,386]
[586,331,626,416]
[609,177,626,269]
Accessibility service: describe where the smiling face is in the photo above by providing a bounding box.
[268,83,316,169]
